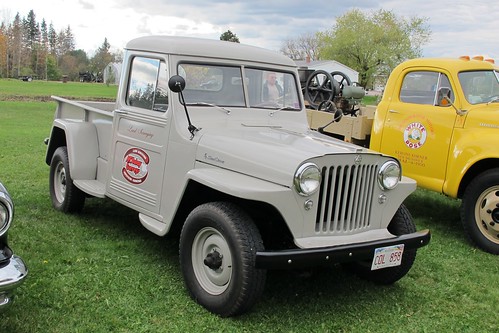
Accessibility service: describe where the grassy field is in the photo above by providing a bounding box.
[0,80,498,333]
[0,78,117,101]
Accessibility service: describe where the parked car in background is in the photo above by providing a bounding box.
[0,181,28,310]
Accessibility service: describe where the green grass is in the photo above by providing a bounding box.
[0,78,117,101]
[0,85,498,332]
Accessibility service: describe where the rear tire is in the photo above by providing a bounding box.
[461,169,499,254]
[343,204,417,284]
[49,146,85,213]
[179,202,266,317]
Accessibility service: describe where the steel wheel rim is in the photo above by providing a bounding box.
[54,161,67,203]
[475,185,499,244]
[191,227,232,295]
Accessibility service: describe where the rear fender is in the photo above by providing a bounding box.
[46,119,99,180]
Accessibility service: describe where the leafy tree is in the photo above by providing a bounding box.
[59,49,88,80]
[46,54,60,80]
[280,33,320,61]
[318,9,431,88]
[90,38,114,77]
[58,25,75,56]
[220,30,240,43]
[10,13,23,77]
[48,23,57,55]
[0,24,7,77]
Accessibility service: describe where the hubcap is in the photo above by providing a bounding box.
[54,161,67,203]
[191,227,232,295]
[475,187,499,243]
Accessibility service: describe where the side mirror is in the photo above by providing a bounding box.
[168,75,186,93]
[437,87,452,107]
[437,87,467,116]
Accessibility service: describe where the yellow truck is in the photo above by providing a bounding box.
[307,56,499,254]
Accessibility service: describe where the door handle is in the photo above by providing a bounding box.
[388,109,399,114]
[114,109,128,115]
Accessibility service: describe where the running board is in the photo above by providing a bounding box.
[74,180,106,198]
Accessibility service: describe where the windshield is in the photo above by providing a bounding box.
[178,63,301,110]
[458,70,499,104]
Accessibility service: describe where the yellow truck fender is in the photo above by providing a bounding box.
[443,129,499,198]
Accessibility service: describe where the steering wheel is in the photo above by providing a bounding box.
[304,70,336,109]
[330,71,352,95]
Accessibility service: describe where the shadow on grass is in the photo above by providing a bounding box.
[404,188,461,224]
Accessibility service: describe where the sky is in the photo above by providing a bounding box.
[2,0,499,63]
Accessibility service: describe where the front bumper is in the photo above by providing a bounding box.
[0,253,28,309]
[255,229,430,269]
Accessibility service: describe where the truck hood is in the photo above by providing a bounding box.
[196,125,368,186]
[463,103,499,129]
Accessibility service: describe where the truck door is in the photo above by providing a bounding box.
[107,56,170,214]
[379,69,457,192]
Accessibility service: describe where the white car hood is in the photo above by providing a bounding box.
[196,125,368,187]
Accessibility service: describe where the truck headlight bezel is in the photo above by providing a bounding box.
[294,162,321,196]
[0,202,12,237]
[378,160,401,190]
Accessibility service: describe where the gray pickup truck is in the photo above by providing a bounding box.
[45,36,430,316]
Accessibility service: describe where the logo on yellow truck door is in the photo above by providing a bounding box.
[403,122,427,149]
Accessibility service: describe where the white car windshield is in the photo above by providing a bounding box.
[178,63,301,110]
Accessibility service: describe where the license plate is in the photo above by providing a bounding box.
[371,244,404,270]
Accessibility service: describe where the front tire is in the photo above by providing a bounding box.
[461,169,499,254]
[49,146,85,213]
[343,204,417,284]
[179,202,266,317]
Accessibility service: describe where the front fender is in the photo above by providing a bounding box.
[444,129,499,198]
[46,119,99,180]
[187,165,306,238]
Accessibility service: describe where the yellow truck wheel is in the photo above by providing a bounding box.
[461,169,499,254]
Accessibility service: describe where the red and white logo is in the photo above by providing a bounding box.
[122,148,149,184]
[403,122,427,149]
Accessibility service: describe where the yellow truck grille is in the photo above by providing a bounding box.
[315,163,377,234]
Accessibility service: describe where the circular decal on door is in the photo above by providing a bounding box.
[403,122,427,149]
[122,148,150,184]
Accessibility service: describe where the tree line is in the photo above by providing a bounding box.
[0,10,118,81]
[280,9,431,89]
[1,8,430,88]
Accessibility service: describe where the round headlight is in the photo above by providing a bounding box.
[294,163,321,196]
[0,202,11,237]
[378,160,401,190]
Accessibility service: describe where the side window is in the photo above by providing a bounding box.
[400,71,439,105]
[127,57,168,112]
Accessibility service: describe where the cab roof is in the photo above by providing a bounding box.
[395,57,499,72]
[126,36,296,68]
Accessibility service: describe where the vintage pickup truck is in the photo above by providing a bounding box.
[45,36,430,316]
[307,56,499,254]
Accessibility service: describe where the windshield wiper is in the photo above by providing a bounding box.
[269,106,301,116]
[187,102,232,115]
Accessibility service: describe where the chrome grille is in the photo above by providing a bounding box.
[315,162,377,234]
